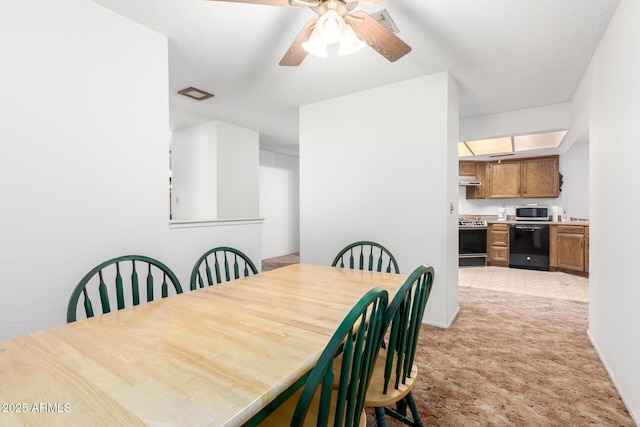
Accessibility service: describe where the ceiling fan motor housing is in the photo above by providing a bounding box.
[318,0,349,16]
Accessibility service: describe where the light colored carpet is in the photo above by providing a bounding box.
[260,255,633,426]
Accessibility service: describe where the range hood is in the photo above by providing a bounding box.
[458,176,481,186]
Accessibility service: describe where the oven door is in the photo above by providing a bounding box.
[459,227,487,267]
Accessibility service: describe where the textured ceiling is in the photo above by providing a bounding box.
[93,0,620,156]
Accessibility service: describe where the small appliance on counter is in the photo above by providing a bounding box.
[515,204,549,221]
[498,207,507,221]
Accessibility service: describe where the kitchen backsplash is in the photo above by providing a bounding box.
[457,188,571,219]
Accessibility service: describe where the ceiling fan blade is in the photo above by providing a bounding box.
[347,11,411,62]
[205,0,291,6]
[279,19,317,66]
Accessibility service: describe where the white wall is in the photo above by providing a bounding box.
[217,122,259,219]
[558,139,589,219]
[299,73,460,328]
[583,0,639,422]
[259,150,300,259]
[171,120,259,220]
[0,0,261,340]
[171,122,219,220]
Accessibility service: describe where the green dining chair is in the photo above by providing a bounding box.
[259,287,389,427]
[67,255,183,323]
[332,241,400,274]
[189,246,258,290]
[364,264,435,427]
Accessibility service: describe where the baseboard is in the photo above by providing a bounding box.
[423,305,460,329]
[588,329,639,425]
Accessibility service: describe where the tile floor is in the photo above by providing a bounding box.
[458,266,589,303]
[263,254,589,303]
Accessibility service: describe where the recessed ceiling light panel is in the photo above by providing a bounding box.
[458,142,473,157]
[178,87,214,101]
[465,137,513,156]
[513,130,567,151]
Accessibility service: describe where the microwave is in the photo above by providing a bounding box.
[515,205,549,221]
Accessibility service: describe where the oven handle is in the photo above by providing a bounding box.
[512,225,545,231]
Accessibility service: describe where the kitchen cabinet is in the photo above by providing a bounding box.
[487,223,509,266]
[521,156,559,198]
[550,224,588,274]
[463,156,559,199]
[487,161,521,198]
[459,161,477,176]
[585,226,589,273]
[465,162,487,199]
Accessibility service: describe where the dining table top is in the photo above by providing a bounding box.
[0,263,406,427]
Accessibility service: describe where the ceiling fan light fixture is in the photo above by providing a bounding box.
[316,9,346,44]
[338,24,365,56]
[302,28,328,58]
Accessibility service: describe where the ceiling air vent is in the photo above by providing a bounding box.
[178,87,214,101]
[370,9,400,34]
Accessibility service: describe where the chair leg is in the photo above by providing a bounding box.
[374,407,387,427]
[381,393,424,427]
[405,392,424,427]
[396,398,408,416]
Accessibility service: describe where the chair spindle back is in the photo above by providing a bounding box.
[291,287,389,427]
[190,246,258,290]
[67,255,183,322]
[331,241,400,274]
[381,264,434,394]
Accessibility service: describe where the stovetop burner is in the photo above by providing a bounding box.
[458,219,488,228]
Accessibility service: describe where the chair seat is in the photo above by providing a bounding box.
[332,348,419,406]
[364,349,418,407]
[259,384,366,427]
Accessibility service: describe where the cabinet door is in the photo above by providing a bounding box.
[466,162,487,199]
[488,224,509,264]
[557,233,585,271]
[492,229,509,247]
[459,161,476,176]
[492,246,509,263]
[522,157,559,198]
[488,162,521,198]
[475,162,487,198]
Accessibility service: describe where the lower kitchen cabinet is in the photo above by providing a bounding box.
[550,224,589,275]
[488,223,509,266]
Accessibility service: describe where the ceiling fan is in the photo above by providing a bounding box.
[207,0,411,66]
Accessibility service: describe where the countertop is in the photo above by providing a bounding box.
[462,215,589,226]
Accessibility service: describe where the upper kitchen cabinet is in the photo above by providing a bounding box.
[487,161,521,198]
[460,155,559,199]
[521,156,559,198]
[459,161,477,176]
[465,162,487,199]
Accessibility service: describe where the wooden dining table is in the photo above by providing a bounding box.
[0,264,406,427]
